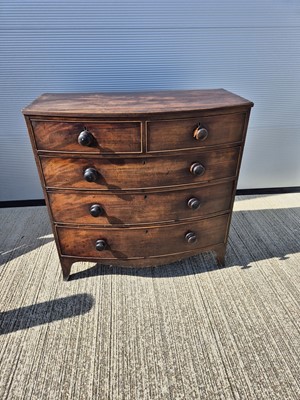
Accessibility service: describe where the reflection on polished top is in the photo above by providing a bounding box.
[22,89,253,117]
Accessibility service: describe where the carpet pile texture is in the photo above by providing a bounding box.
[0,194,299,399]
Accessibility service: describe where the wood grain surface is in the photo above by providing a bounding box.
[57,213,229,259]
[48,181,234,225]
[32,120,142,153]
[41,147,240,189]
[147,112,246,152]
[22,89,253,117]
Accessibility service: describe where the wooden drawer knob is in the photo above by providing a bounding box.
[95,239,107,251]
[78,129,94,146]
[90,204,104,217]
[83,167,99,182]
[185,231,197,244]
[193,126,208,141]
[190,162,205,176]
[187,197,201,210]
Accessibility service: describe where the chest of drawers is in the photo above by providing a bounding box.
[23,89,253,280]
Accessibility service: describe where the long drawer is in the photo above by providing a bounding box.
[31,120,142,153]
[41,147,240,190]
[48,181,234,225]
[57,213,229,259]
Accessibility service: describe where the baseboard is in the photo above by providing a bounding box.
[236,186,300,195]
[1,186,299,208]
[0,199,46,208]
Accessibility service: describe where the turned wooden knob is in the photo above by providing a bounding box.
[83,168,99,182]
[90,204,104,217]
[185,231,197,244]
[95,239,107,251]
[78,129,94,146]
[187,197,201,210]
[193,126,208,141]
[190,162,205,176]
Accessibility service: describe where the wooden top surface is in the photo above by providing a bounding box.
[22,89,253,117]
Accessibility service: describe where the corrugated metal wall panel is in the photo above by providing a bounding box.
[0,137,42,201]
[1,1,300,200]
[2,0,300,29]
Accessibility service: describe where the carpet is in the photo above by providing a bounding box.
[0,194,299,399]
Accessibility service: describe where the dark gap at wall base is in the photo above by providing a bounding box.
[0,199,46,208]
[0,187,299,208]
[236,186,300,195]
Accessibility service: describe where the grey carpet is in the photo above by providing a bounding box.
[0,194,299,400]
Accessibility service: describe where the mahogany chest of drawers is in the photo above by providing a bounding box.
[23,89,253,280]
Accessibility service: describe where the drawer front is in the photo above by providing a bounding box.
[31,120,142,153]
[57,213,229,259]
[41,147,240,189]
[147,113,245,152]
[49,181,234,225]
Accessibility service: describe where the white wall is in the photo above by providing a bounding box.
[1,0,300,200]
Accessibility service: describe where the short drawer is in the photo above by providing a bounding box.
[147,113,245,152]
[41,147,240,190]
[57,213,229,259]
[49,181,234,225]
[31,120,142,153]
